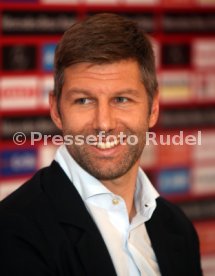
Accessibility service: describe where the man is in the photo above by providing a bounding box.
[0,13,202,276]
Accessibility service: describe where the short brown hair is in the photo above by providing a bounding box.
[54,13,158,108]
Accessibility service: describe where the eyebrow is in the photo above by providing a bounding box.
[65,88,93,96]
[65,87,140,97]
[114,89,140,96]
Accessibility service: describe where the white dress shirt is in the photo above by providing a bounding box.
[55,145,161,276]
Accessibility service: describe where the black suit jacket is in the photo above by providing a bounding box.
[0,161,202,276]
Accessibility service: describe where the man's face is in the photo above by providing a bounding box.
[50,59,159,180]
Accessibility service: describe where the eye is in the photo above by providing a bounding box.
[75,98,93,105]
[114,97,128,103]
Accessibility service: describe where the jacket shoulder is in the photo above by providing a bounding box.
[155,196,196,231]
[0,164,52,213]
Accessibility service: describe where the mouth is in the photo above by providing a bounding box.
[94,139,120,149]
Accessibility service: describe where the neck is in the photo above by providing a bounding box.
[101,162,139,221]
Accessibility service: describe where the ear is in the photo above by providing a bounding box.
[149,91,159,128]
[49,92,63,130]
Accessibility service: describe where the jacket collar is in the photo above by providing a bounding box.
[41,161,99,231]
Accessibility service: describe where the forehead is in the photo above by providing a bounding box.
[63,60,142,82]
[61,60,147,99]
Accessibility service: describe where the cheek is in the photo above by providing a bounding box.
[127,109,149,127]
[60,109,92,134]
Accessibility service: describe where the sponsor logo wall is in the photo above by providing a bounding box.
[0,3,214,274]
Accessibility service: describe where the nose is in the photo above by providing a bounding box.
[93,100,116,132]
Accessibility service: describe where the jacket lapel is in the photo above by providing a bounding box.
[145,197,187,276]
[42,161,117,276]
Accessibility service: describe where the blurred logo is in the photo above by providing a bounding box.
[0,77,39,110]
[2,0,37,2]
[42,44,56,72]
[3,45,36,71]
[0,149,37,176]
[1,115,58,140]
[157,168,190,195]
[2,11,76,34]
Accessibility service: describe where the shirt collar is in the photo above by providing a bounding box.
[135,168,159,219]
[54,145,159,221]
